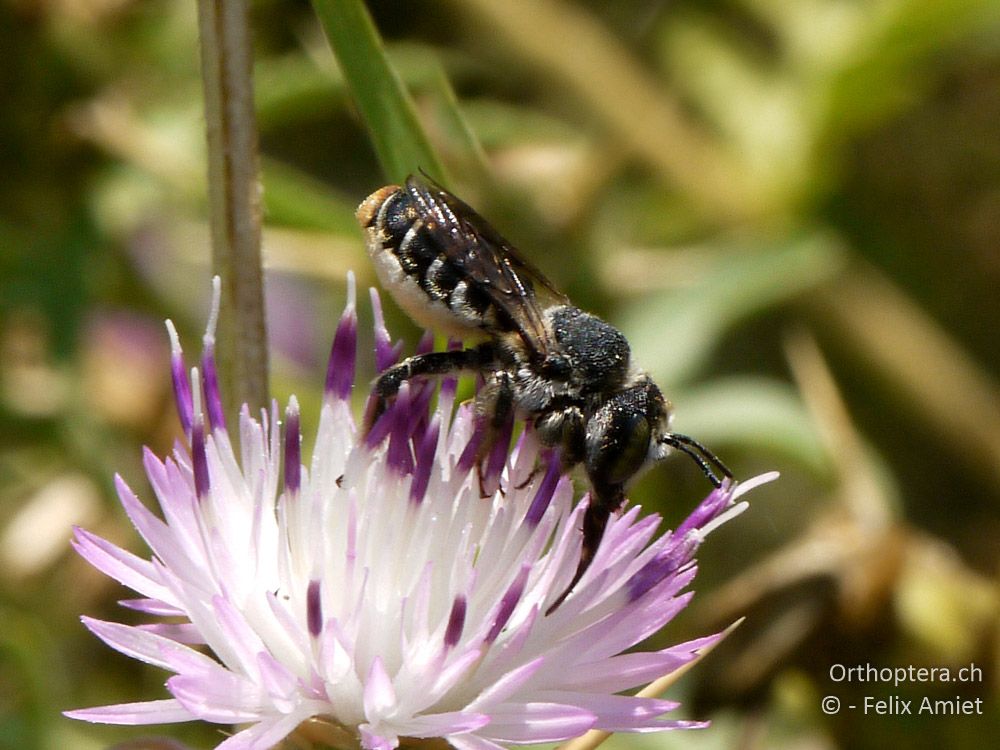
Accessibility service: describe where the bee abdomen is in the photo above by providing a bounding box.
[357,185,496,336]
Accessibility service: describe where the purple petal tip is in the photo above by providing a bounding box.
[200,345,226,433]
[456,415,487,475]
[409,419,440,504]
[385,385,415,476]
[326,275,358,400]
[284,399,301,495]
[199,276,225,433]
[487,565,529,643]
[524,458,561,527]
[415,330,434,355]
[444,595,467,648]
[369,288,398,372]
[166,321,193,435]
[626,537,696,602]
[673,485,731,540]
[483,415,514,489]
[191,419,210,499]
[307,579,322,637]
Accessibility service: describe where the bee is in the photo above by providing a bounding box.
[356,175,732,612]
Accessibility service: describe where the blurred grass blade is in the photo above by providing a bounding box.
[822,0,1000,138]
[675,376,831,477]
[622,232,845,387]
[784,328,895,526]
[311,0,446,184]
[254,53,347,129]
[424,60,492,184]
[812,264,1000,491]
[451,0,751,220]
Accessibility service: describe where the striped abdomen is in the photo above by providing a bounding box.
[357,184,500,338]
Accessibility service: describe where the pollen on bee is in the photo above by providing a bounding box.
[355,185,400,228]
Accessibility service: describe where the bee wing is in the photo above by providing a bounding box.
[404,175,566,356]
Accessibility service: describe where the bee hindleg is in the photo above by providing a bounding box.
[472,370,515,497]
[365,344,494,433]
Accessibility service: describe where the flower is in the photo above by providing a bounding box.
[67,276,778,750]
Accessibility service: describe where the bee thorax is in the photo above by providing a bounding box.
[546,306,631,393]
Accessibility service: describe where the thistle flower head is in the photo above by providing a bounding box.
[67,276,777,750]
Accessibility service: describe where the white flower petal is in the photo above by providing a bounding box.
[484,702,597,743]
[64,699,193,725]
[214,706,318,750]
[364,656,398,720]
[81,617,217,674]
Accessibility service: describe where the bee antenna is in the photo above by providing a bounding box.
[660,433,733,488]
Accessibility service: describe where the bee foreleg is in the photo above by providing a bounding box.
[365,344,495,434]
[545,490,620,615]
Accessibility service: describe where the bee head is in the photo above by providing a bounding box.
[584,377,732,502]
[583,378,670,500]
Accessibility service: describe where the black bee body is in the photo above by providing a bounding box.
[357,176,731,612]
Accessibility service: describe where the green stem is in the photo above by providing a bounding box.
[196,0,269,417]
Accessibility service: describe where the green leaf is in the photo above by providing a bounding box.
[311,0,446,184]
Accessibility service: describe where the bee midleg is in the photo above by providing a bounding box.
[534,405,584,456]
[526,405,585,490]
[365,343,495,433]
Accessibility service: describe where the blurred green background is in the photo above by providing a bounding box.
[1,0,998,748]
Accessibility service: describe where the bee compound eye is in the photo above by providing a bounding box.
[586,407,652,487]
